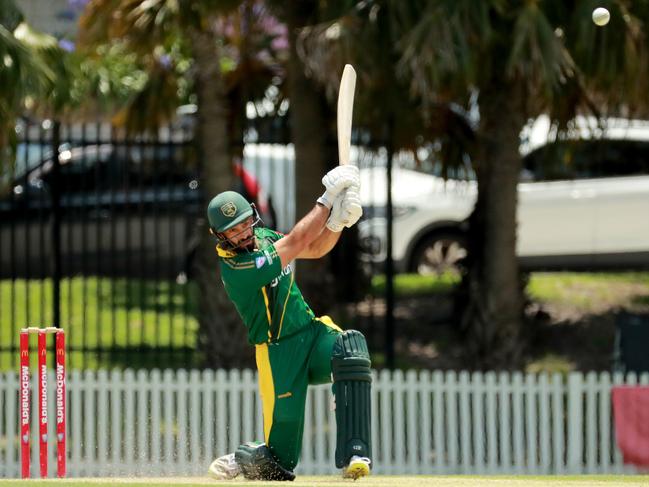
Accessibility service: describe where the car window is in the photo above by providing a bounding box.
[396,155,476,181]
[15,143,54,175]
[523,140,649,181]
[30,143,198,193]
[35,145,115,192]
[1,143,56,192]
[125,144,198,187]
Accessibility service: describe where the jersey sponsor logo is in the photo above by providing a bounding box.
[263,250,273,265]
[255,256,267,268]
[220,202,237,217]
[270,264,292,288]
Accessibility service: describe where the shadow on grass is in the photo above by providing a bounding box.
[632,294,649,306]
[103,278,199,315]
[1,345,204,372]
[349,291,649,372]
[82,345,204,370]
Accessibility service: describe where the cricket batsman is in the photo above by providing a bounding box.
[207,164,371,481]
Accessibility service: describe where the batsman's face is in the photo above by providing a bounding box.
[222,217,255,251]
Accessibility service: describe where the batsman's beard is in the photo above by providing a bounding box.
[240,237,256,252]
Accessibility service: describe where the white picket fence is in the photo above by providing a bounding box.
[0,369,647,478]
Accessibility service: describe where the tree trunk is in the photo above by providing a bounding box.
[285,3,337,313]
[190,26,253,369]
[460,78,527,370]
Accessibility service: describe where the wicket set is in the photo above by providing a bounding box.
[19,327,66,479]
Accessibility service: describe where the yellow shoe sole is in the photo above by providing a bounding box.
[343,460,370,480]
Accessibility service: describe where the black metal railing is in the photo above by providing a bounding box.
[0,116,287,368]
[0,115,391,370]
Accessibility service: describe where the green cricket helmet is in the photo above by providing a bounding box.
[207,191,254,233]
[207,191,261,250]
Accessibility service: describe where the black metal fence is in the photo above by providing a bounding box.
[1,116,391,370]
[1,118,204,369]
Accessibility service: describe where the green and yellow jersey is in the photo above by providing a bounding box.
[217,227,316,344]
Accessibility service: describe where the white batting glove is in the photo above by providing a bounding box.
[317,165,360,209]
[326,195,347,232]
[341,187,363,228]
[326,187,363,232]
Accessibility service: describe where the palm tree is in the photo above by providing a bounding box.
[79,0,256,367]
[79,0,295,367]
[393,0,649,368]
[285,0,476,362]
[297,0,649,368]
[259,0,341,311]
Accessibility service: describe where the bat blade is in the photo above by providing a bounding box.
[337,64,356,166]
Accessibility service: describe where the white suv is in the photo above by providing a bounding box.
[358,123,649,274]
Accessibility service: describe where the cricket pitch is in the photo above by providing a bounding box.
[1,476,649,487]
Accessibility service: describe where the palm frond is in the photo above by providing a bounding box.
[0,22,55,150]
[396,0,493,103]
[77,0,122,47]
[111,57,180,134]
[506,2,575,103]
[568,0,649,116]
[0,23,54,95]
[80,0,242,51]
[0,0,24,30]
[14,22,76,113]
[0,14,63,169]
[297,14,362,99]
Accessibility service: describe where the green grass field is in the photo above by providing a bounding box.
[527,272,649,312]
[0,277,200,370]
[2,272,648,370]
[371,271,460,295]
[371,270,649,307]
[1,475,649,487]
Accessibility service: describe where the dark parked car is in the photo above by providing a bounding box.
[1,141,279,278]
[1,142,202,278]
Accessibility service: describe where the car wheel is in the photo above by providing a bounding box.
[410,233,468,276]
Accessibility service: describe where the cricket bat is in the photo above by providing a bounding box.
[337,64,357,166]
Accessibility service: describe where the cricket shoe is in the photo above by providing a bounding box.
[342,455,371,480]
[208,453,241,480]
